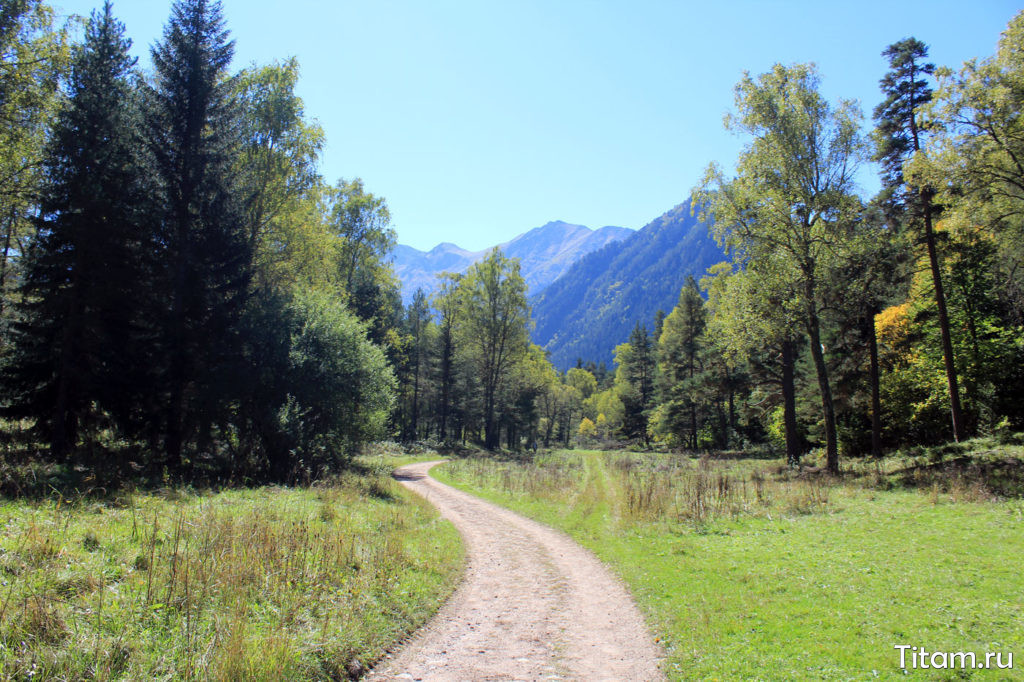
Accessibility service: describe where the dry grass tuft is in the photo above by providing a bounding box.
[0,472,462,680]
[445,450,841,529]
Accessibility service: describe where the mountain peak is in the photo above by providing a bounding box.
[429,241,475,255]
[392,221,634,303]
[538,220,578,229]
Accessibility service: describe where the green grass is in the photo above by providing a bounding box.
[0,467,463,680]
[356,442,447,472]
[435,449,1024,680]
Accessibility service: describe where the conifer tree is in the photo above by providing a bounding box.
[146,0,251,467]
[656,277,706,450]
[400,288,432,440]
[2,2,147,458]
[615,323,655,445]
[433,273,461,444]
[873,38,965,442]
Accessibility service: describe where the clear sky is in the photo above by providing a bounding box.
[54,0,1022,251]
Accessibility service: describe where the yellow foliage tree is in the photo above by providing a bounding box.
[578,417,596,442]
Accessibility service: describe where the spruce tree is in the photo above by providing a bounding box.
[402,288,431,440]
[615,323,655,446]
[873,38,965,442]
[146,0,250,468]
[432,275,459,444]
[2,2,147,459]
[656,277,706,450]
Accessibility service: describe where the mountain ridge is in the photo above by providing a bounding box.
[391,221,633,302]
[530,199,725,370]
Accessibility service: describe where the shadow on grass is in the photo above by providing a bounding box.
[888,455,1024,498]
[0,442,387,503]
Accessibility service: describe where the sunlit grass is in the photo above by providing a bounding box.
[436,448,1024,680]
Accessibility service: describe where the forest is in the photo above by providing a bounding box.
[389,15,1024,474]
[2,0,1024,490]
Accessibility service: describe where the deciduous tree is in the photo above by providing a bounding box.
[0,0,70,320]
[459,249,530,449]
[697,63,864,473]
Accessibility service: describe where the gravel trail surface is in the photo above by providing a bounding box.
[368,460,664,682]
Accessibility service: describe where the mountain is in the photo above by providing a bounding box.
[530,199,724,370]
[391,221,632,303]
[504,222,632,293]
[391,242,479,301]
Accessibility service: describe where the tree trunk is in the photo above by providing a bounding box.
[912,97,965,441]
[923,206,965,441]
[690,403,697,451]
[805,306,839,474]
[716,400,727,450]
[411,353,420,440]
[165,221,190,472]
[688,349,697,450]
[0,206,15,321]
[484,387,498,449]
[439,329,452,442]
[781,339,801,466]
[51,274,86,461]
[866,314,882,459]
[727,381,735,450]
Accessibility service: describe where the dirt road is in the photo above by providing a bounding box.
[368,460,664,681]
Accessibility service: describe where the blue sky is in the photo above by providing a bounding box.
[55,1,1021,251]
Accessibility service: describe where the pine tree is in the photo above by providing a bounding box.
[2,2,148,458]
[615,323,655,446]
[656,277,706,450]
[873,38,965,442]
[146,0,251,468]
[433,273,461,444]
[400,288,432,440]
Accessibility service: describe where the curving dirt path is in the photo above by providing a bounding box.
[368,460,664,682]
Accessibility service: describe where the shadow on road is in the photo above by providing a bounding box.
[393,470,426,482]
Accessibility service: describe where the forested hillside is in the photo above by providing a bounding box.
[530,200,723,369]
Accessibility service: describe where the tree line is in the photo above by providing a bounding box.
[3,0,1023,482]
[575,24,1024,472]
[0,0,575,481]
[388,18,1024,471]
[0,0,400,482]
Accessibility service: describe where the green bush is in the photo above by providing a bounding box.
[277,290,396,474]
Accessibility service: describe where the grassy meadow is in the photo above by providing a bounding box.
[435,443,1024,680]
[0,455,462,681]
